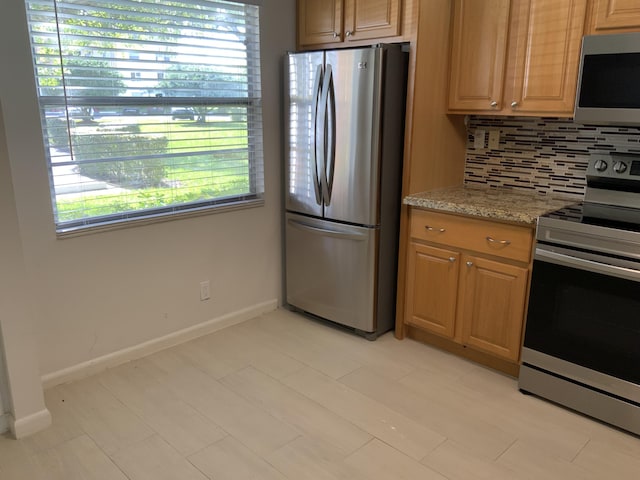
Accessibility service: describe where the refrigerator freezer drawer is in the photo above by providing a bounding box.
[285,213,377,332]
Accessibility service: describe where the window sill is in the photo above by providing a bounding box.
[55,196,265,239]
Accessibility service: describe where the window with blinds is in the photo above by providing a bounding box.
[24,0,263,234]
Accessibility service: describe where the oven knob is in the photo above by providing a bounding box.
[613,161,628,174]
[594,159,608,172]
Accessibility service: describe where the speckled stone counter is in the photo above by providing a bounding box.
[404,186,577,225]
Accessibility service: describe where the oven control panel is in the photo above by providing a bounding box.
[587,154,640,180]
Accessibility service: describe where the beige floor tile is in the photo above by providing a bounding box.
[422,440,525,480]
[496,439,599,480]
[188,435,287,480]
[221,366,372,455]
[266,436,367,480]
[54,376,155,456]
[259,313,417,382]
[400,368,591,461]
[371,334,483,380]
[98,360,226,455]
[344,438,448,480]
[19,387,85,455]
[142,350,299,456]
[282,367,445,460]
[182,324,306,380]
[169,337,239,379]
[572,439,640,479]
[340,366,516,459]
[2,309,639,480]
[111,434,208,480]
[0,432,37,469]
[234,320,363,379]
[1,435,127,480]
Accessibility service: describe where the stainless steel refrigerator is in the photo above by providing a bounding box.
[284,44,408,339]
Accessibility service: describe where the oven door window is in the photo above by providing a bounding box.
[525,259,640,384]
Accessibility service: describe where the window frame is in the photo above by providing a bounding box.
[25,0,265,236]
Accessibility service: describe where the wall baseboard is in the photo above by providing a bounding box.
[41,299,278,389]
[9,408,52,439]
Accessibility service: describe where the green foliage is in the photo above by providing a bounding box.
[63,56,126,97]
[73,134,168,188]
[45,117,69,149]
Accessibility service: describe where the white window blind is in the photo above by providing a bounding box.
[25,0,263,234]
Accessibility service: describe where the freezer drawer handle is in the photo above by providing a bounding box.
[288,218,366,241]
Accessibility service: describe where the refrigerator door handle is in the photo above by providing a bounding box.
[312,63,323,205]
[325,65,336,206]
[318,64,332,206]
[287,218,366,241]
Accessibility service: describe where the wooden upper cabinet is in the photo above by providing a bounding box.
[298,0,343,46]
[297,0,402,47]
[448,0,587,116]
[448,0,511,112]
[344,0,402,42]
[506,0,587,115]
[588,0,640,33]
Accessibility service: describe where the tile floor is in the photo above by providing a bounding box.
[1,308,638,479]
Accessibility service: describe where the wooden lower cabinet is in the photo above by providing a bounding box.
[403,208,533,374]
[405,243,459,338]
[459,255,528,362]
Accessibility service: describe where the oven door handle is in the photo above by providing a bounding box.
[535,248,640,282]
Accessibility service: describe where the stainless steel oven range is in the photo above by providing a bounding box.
[520,153,640,436]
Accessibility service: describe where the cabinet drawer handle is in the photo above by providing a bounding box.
[449,256,456,263]
[425,225,446,233]
[486,236,511,246]
[466,261,473,267]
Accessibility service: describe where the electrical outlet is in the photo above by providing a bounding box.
[488,130,501,149]
[200,280,210,301]
[474,129,486,149]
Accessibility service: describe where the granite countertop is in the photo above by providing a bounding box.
[404,186,577,225]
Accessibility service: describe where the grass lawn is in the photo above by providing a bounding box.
[54,115,256,223]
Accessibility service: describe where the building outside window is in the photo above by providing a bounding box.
[24,0,264,234]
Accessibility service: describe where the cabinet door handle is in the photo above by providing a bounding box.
[424,225,446,233]
[511,101,519,108]
[345,30,352,37]
[332,32,339,38]
[466,261,473,267]
[449,257,456,263]
[486,236,511,246]
[490,101,498,107]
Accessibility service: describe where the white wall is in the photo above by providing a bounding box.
[0,0,295,390]
[0,100,50,437]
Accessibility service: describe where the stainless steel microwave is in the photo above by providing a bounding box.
[574,33,640,125]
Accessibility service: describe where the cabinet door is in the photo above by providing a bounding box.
[591,0,640,32]
[507,0,587,115]
[344,0,402,42]
[298,0,343,46]
[448,0,511,112]
[459,255,528,362]
[404,242,459,339]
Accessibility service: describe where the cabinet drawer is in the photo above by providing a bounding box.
[410,209,533,263]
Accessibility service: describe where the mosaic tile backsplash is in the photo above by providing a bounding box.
[464,116,640,199]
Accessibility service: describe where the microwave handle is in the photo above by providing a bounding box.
[535,248,640,282]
